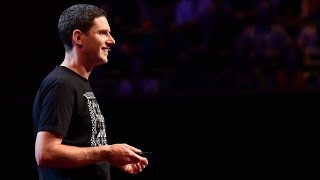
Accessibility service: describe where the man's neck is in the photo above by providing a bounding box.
[60,53,93,79]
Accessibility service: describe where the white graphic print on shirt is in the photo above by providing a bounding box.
[83,92,107,146]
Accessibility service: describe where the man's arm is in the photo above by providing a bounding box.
[35,131,108,168]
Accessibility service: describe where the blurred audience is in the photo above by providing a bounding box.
[91,0,320,96]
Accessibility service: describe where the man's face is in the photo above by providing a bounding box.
[82,16,116,65]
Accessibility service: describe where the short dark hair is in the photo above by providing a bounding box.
[58,4,107,51]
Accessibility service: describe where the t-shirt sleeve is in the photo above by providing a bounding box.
[38,82,74,137]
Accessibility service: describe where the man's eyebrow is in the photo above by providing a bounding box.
[100,29,111,33]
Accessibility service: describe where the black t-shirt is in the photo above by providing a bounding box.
[32,66,110,180]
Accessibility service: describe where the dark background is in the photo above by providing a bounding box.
[3,0,320,179]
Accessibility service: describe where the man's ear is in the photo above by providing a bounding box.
[72,29,83,48]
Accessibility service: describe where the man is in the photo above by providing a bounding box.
[32,4,148,180]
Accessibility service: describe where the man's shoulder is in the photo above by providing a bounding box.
[41,66,73,86]
[45,66,78,81]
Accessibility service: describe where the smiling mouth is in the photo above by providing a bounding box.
[102,47,111,51]
[102,49,110,54]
